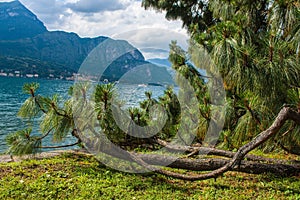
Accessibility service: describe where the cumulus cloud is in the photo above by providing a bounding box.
[18,0,69,26]
[113,28,188,59]
[67,0,128,13]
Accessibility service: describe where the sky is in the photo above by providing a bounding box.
[1,0,189,59]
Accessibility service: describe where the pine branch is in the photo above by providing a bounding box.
[50,102,71,119]
[37,141,80,149]
[243,99,263,130]
[36,128,54,140]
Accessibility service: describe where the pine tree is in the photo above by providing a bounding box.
[143,0,300,151]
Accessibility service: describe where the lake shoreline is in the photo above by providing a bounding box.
[0,148,88,163]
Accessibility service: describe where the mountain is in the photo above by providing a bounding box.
[0,1,47,40]
[147,58,172,67]
[0,30,109,72]
[0,1,173,84]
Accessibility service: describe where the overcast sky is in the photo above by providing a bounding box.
[1,0,189,59]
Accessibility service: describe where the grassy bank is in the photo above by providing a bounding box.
[0,152,299,200]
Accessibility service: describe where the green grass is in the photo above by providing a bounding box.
[0,153,299,200]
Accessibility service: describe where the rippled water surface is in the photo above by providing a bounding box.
[0,76,167,153]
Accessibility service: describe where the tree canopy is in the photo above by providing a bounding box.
[143,0,300,151]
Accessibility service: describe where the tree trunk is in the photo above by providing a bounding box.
[134,153,300,176]
[81,107,300,180]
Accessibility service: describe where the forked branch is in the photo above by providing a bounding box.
[127,107,300,180]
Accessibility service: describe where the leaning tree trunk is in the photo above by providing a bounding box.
[82,107,300,181]
[144,107,300,180]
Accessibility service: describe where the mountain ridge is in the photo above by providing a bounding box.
[0,0,174,83]
[0,0,47,40]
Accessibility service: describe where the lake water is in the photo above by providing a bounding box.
[0,76,167,153]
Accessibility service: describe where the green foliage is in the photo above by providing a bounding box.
[93,83,127,143]
[143,0,300,150]
[0,153,299,199]
[17,83,41,119]
[22,83,39,95]
[95,83,115,110]
[142,0,214,32]
[5,128,41,155]
[7,82,77,155]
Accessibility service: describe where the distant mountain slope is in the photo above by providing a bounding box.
[147,58,171,67]
[0,0,172,83]
[0,1,47,40]
[0,31,108,72]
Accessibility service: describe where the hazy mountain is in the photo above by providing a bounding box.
[0,0,173,83]
[147,58,171,67]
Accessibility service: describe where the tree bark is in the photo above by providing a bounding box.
[133,153,300,176]
[154,139,290,164]
[154,107,299,180]
[81,107,300,180]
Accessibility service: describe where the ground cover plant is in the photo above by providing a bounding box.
[0,152,299,200]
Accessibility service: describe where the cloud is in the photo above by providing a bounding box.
[113,28,188,59]
[19,0,68,25]
[113,28,188,50]
[67,0,128,13]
